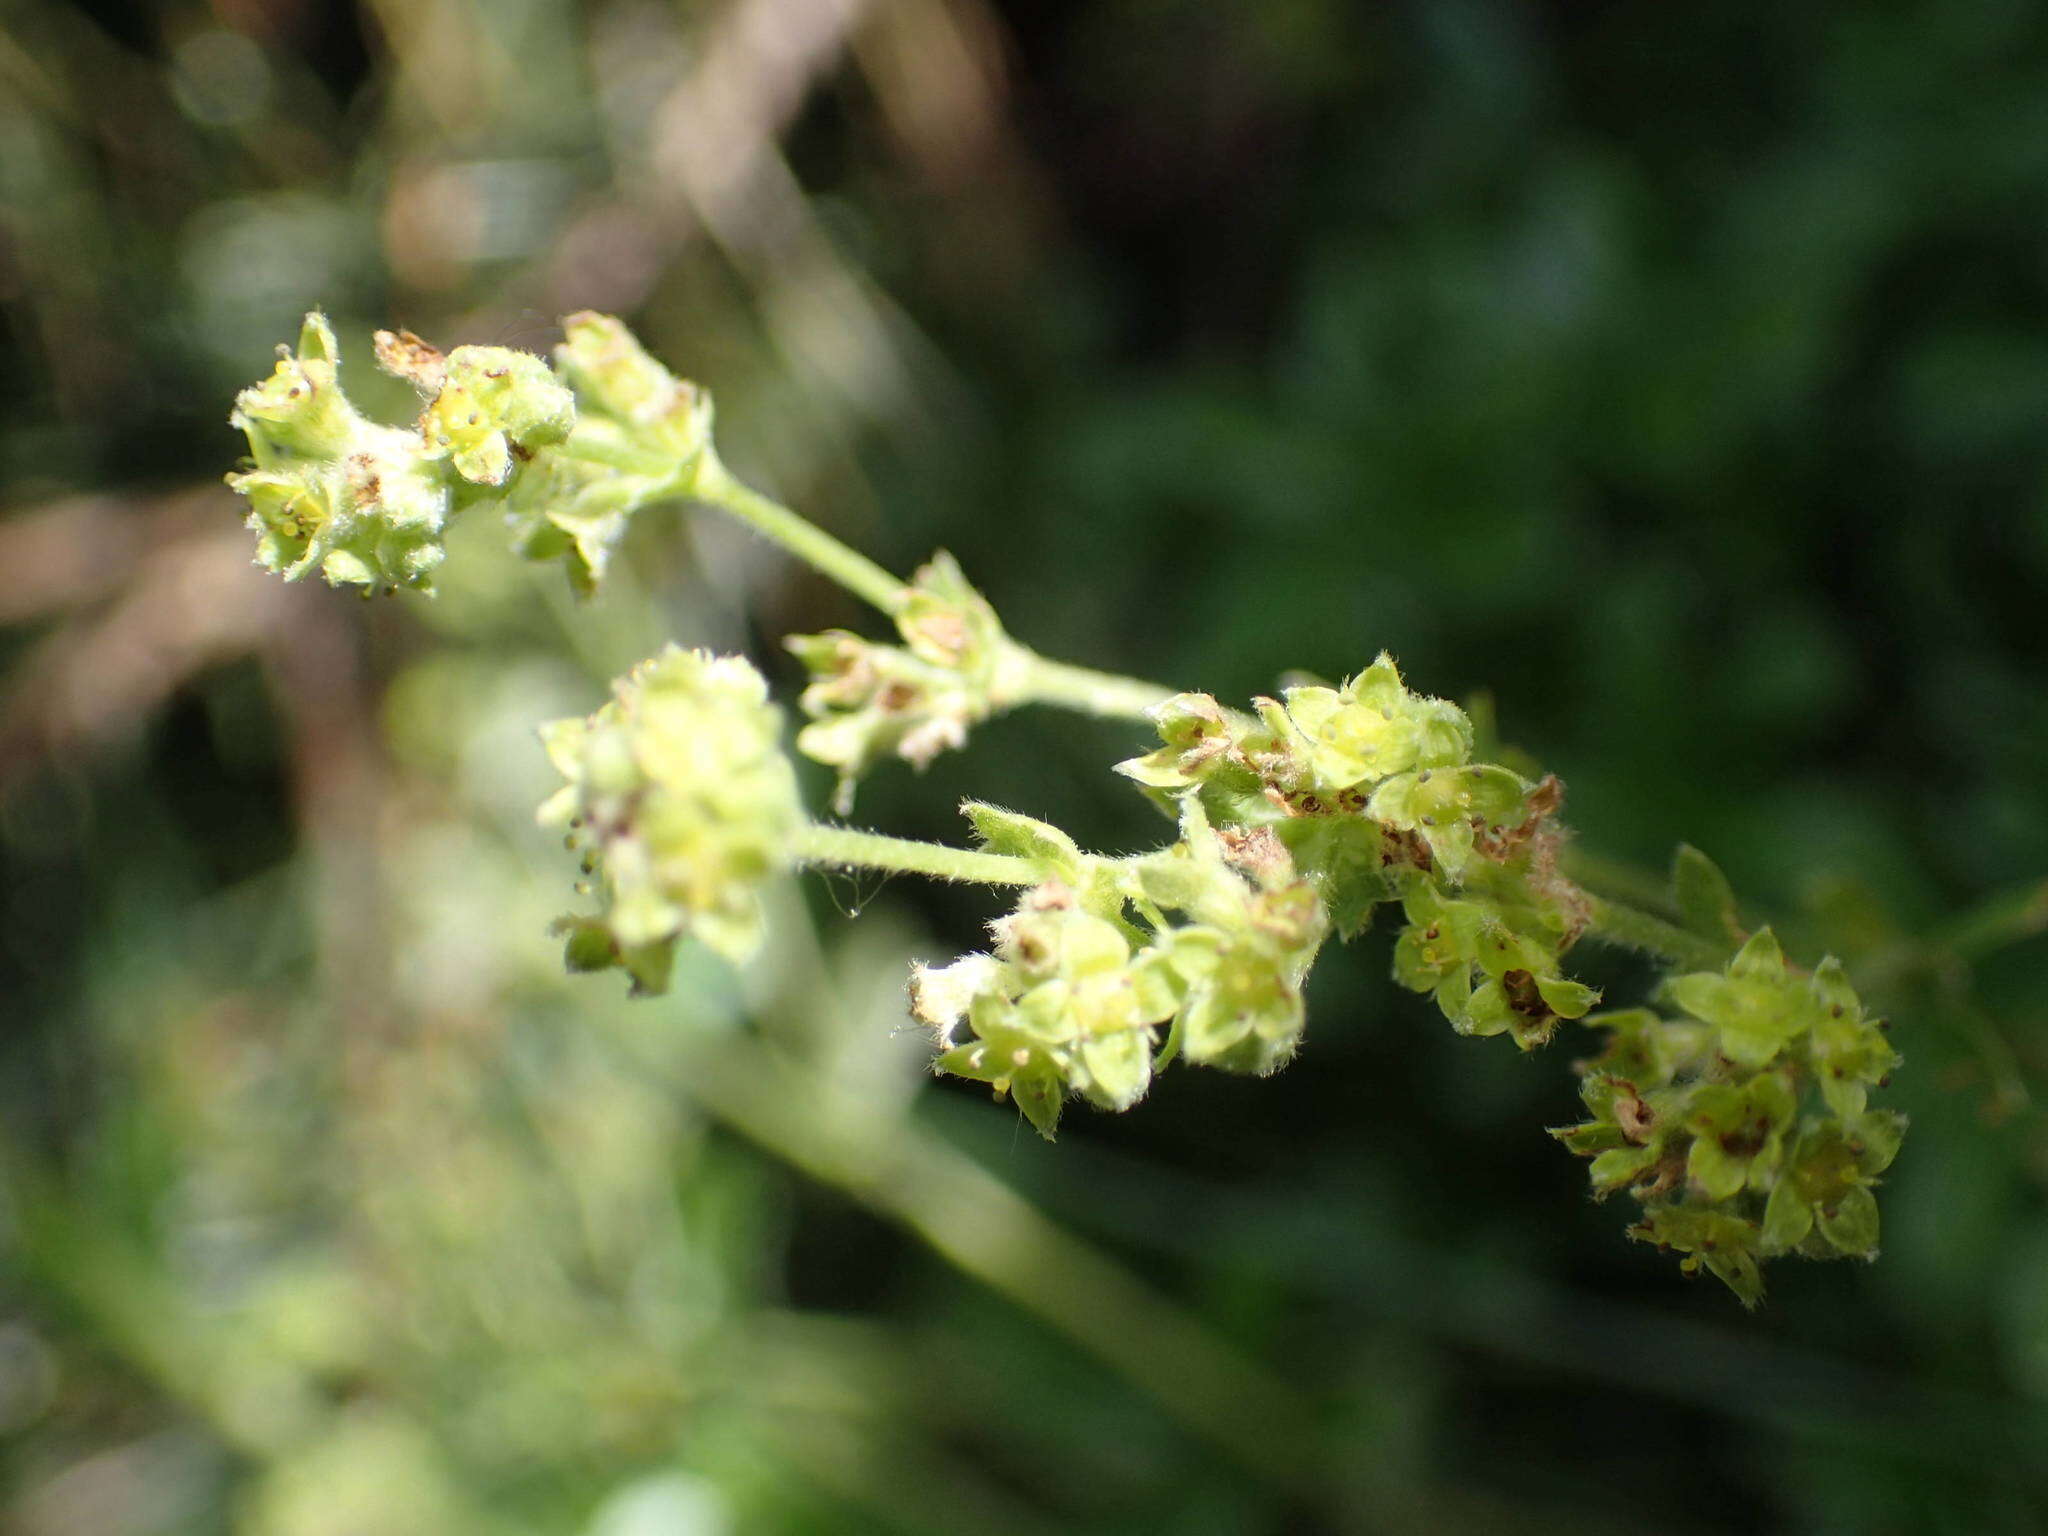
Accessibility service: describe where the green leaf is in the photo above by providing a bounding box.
[964,803,1084,880]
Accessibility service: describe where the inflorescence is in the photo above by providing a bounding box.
[226,312,1907,1305]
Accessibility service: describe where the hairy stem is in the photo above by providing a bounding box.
[1581,892,1731,974]
[794,824,1040,886]
[692,451,909,615]
[1560,846,1681,919]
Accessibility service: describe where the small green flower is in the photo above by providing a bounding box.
[1261,653,1473,798]
[1664,928,1810,1067]
[499,450,661,595]
[1390,872,1597,1049]
[538,647,802,991]
[1113,693,1239,791]
[786,630,980,802]
[1630,1206,1769,1309]
[1758,1110,1906,1258]
[788,555,1018,807]
[416,346,575,488]
[1682,1071,1798,1201]
[1138,876,1326,1076]
[1365,763,1528,880]
[916,884,1180,1136]
[1551,1071,1676,1195]
[554,312,714,465]
[1804,957,1900,1119]
[522,313,717,589]
[1567,1008,1712,1093]
[228,313,456,591]
[231,312,359,463]
[931,990,1074,1138]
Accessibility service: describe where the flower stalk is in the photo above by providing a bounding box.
[792,824,1040,887]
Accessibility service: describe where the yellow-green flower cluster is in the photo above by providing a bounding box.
[913,885,1182,1137]
[418,345,574,487]
[1116,656,1508,863]
[911,800,1328,1137]
[1127,806,1328,1076]
[1116,655,1535,871]
[1392,860,1598,1050]
[228,314,454,591]
[788,554,1020,810]
[1552,930,1905,1305]
[227,312,712,595]
[1117,654,1597,1048]
[504,313,715,594]
[538,647,802,993]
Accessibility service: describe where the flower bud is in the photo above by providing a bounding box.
[554,312,714,464]
[231,312,359,464]
[1114,693,1238,790]
[1256,654,1474,800]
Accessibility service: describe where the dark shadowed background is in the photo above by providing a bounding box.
[3,1,2047,1531]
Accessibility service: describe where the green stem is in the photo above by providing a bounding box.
[794,823,1039,886]
[1581,892,1730,974]
[1560,847,1682,919]
[693,451,909,615]
[1001,648,1177,722]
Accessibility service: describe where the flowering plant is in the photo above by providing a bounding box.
[226,311,1909,1306]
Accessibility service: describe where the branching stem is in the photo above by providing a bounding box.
[689,452,1179,724]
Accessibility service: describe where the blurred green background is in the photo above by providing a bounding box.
[4,0,2048,1531]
